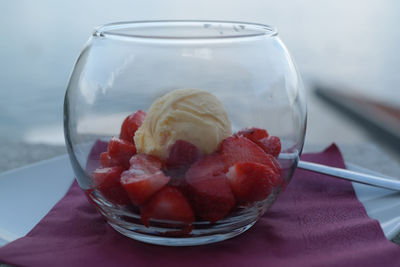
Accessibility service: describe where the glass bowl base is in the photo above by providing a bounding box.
[108,220,256,246]
[86,185,283,246]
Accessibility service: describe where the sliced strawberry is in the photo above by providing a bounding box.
[85,140,108,174]
[100,152,121,168]
[184,154,235,223]
[236,127,269,142]
[219,136,273,170]
[107,137,136,169]
[92,166,130,205]
[226,162,282,203]
[185,153,225,179]
[119,110,146,143]
[258,136,282,158]
[120,154,170,206]
[140,186,195,227]
[128,153,163,170]
[235,127,282,158]
[165,140,201,181]
[264,154,282,179]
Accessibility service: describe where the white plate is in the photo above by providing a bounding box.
[0,155,74,246]
[0,156,399,246]
[349,163,400,240]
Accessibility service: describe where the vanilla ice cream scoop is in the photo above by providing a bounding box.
[134,89,232,159]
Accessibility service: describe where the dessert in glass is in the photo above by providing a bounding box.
[64,21,307,246]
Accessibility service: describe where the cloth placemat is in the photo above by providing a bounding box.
[1,144,399,267]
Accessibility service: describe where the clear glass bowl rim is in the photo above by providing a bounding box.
[93,20,278,41]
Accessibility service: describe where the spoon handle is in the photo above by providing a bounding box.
[297,160,400,191]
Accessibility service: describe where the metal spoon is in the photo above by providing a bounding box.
[297,160,400,191]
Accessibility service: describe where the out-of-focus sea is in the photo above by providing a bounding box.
[1,0,399,145]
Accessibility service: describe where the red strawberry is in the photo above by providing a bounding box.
[120,154,170,206]
[165,140,201,180]
[185,153,225,180]
[100,152,120,168]
[120,110,146,143]
[219,136,273,170]
[140,186,195,227]
[107,137,136,169]
[226,162,282,203]
[128,153,162,170]
[264,154,282,177]
[92,166,130,205]
[258,136,282,158]
[235,127,282,158]
[184,154,235,223]
[236,127,269,142]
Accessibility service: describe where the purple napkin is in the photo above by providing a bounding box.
[1,144,399,267]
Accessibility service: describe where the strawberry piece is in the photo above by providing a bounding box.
[100,152,121,168]
[92,166,130,205]
[119,110,146,143]
[236,127,282,158]
[264,154,282,178]
[219,136,273,170]
[128,153,163,170]
[107,137,136,169]
[258,136,282,158]
[236,127,269,142]
[226,162,282,203]
[185,153,225,180]
[165,140,201,180]
[184,154,235,223]
[120,154,170,206]
[140,186,195,227]
[85,140,108,174]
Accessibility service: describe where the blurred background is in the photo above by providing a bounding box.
[0,0,399,172]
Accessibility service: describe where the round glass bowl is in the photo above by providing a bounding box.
[64,20,307,246]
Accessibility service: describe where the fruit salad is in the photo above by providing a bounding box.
[90,89,283,233]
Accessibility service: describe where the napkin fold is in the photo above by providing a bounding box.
[1,144,399,267]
